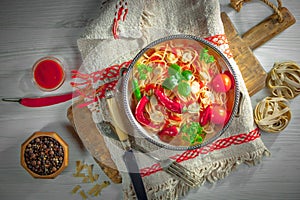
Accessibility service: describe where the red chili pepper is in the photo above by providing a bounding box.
[199,105,212,126]
[135,96,151,126]
[145,83,162,93]
[145,84,157,93]
[158,125,178,136]
[154,89,182,114]
[149,56,162,62]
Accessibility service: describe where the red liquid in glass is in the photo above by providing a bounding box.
[33,58,65,91]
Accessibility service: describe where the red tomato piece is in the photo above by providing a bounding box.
[212,73,232,92]
[211,105,227,125]
[223,70,235,90]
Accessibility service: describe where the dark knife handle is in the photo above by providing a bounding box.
[123,150,148,200]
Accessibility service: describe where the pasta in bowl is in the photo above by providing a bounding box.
[121,35,241,150]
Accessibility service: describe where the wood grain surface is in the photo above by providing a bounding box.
[67,101,122,184]
[0,0,300,200]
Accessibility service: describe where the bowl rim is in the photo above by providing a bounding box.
[122,34,240,151]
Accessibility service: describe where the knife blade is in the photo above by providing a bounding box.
[97,120,148,200]
[2,90,80,107]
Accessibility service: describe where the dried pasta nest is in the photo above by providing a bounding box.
[254,97,291,133]
[267,61,300,99]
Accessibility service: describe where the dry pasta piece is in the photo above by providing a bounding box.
[267,61,300,99]
[93,174,99,181]
[254,97,291,133]
[71,185,81,194]
[87,164,95,183]
[87,181,111,196]
[79,190,88,200]
[74,161,96,182]
[75,161,84,171]
[93,181,110,197]
[83,181,111,196]
[73,173,86,177]
[72,161,109,198]
[88,183,101,196]
[74,160,86,177]
[82,176,90,183]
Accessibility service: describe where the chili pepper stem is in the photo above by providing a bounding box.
[2,98,21,102]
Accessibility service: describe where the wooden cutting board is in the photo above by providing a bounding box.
[67,9,295,184]
[67,101,122,184]
[221,8,295,96]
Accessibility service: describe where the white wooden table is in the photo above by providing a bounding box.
[0,0,299,199]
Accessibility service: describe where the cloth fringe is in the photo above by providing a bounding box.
[123,147,270,200]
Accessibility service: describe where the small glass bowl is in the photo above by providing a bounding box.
[32,56,66,92]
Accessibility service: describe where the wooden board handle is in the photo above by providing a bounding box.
[242,7,296,50]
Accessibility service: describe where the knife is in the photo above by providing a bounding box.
[105,92,148,200]
[2,90,80,107]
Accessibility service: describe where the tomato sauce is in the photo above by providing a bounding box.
[33,57,65,91]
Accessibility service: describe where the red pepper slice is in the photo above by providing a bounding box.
[199,105,212,126]
[145,84,157,93]
[158,125,178,136]
[149,55,162,62]
[153,61,166,66]
[154,89,182,114]
[144,84,164,93]
[135,96,151,126]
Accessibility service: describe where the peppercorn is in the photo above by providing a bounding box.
[23,136,64,176]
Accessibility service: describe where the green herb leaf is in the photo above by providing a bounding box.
[180,124,188,133]
[208,55,215,63]
[162,75,179,90]
[180,122,204,144]
[200,48,209,61]
[146,65,153,72]
[182,136,189,142]
[200,48,215,64]
[140,74,147,80]
[137,64,153,80]
[181,70,193,81]
[168,64,181,76]
[197,125,203,135]
[196,135,203,143]
[178,81,191,97]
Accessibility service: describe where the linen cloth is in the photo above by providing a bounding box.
[73,0,270,199]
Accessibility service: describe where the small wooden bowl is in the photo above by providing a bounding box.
[20,132,69,179]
